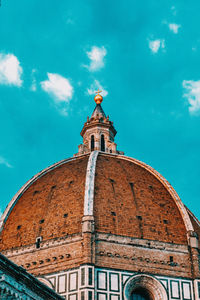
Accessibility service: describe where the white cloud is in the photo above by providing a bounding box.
[183,80,200,114]
[171,6,177,16]
[0,53,23,86]
[149,39,165,53]
[169,23,181,34]
[31,81,36,91]
[41,73,73,102]
[30,69,37,91]
[0,156,12,168]
[84,46,107,71]
[87,80,108,97]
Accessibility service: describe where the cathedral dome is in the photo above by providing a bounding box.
[0,151,195,251]
[1,96,200,300]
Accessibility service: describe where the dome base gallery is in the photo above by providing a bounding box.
[0,94,200,300]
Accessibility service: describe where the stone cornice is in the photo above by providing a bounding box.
[96,232,189,253]
[2,234,83,258]
[80,120,117,137]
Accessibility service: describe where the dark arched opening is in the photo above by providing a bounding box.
[101,134,105,152]
[91,135,95,151]
[131,288,152,300]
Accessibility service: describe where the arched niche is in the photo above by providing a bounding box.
[123,274,168,300]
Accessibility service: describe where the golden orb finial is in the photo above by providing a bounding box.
[94,89,103,104]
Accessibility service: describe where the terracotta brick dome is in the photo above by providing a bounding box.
[1,99,199,300]
[0,152,193,251]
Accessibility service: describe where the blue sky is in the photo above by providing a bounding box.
[0,0,200,220]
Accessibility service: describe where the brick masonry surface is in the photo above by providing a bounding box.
[94,154,187,244]
[0,155,88,250]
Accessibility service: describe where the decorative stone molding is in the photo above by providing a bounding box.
[82,216,95,233]
[123,274,168,300]
[187,230,199,248]
[2,234,82,258]
[37,276,54,289]
[20,253,71,270]
[96,250,189,269]
[0,253,63,299]
[96,232,188,253]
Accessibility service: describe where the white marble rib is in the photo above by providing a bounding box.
[84,151,99,216]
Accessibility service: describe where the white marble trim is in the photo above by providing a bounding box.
[84,151,99,215]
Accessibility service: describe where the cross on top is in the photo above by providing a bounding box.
[95,89,102,95]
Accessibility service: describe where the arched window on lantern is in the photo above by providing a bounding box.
[91,135,95,151]
[101,134,105,152]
